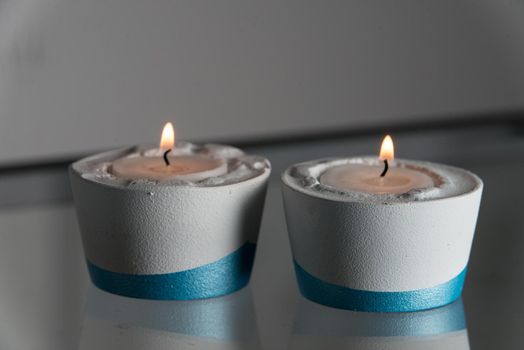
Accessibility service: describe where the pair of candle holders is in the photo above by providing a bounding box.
[70,144,482,313]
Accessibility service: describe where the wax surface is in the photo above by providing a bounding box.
[111,154,227,181]
[320,163,434,194]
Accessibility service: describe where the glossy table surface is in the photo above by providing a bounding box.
[0,122,523,349]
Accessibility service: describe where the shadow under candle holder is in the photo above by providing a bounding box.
[289,296,470,350]
[78,283,260,350]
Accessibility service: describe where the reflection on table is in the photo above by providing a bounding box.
[289,297,469,350]
[78,284,260,350]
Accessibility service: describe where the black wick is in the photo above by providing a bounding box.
[163,149,172,166]
[380,159,389,177]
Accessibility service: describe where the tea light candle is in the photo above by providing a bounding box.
[70,122,271,300]
[281,135,483,312]
[320,136,434,194]
[110,123,228,182]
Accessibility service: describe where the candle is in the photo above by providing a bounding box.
[281,135,483,312]
[320,135,434,194]
[110,123,227,182]
[70,122,271,300]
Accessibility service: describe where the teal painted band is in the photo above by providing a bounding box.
[87,243,256,300]
[294,261,467,312]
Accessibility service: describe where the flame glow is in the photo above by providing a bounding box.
[160,122,175,150]
[379,135,394,161]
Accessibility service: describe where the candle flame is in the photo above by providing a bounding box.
[379,135,394,161]
[160,122,175,150]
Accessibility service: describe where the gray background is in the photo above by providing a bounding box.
[0,0,524,164]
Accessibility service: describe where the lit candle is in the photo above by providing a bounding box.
[70,123,271,301]
[110,123,227,182]
[281,136,483,312]
[320,135,434,194]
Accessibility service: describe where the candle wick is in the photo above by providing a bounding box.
[380,159,389,177]
[163,149,172,166]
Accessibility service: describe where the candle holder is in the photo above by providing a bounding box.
[70,144,270,300]
[281,157,482,312]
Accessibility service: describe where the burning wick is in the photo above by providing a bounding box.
[379,134,394,178]
[380,159,389,177]
[163,149,172,166]
[160,122,175,167]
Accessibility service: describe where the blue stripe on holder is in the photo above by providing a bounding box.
[294,261,467,312]
[87,243,256,300]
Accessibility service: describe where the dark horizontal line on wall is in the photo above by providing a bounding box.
[227,109,524,150]
[0,154,84,175]
[0,108,522,175]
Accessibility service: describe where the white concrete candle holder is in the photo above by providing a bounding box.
[70,143,270,300]
[281,157,482,312]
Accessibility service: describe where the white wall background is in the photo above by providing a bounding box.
[0,0,523,164]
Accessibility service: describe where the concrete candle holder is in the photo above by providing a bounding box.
[281,157,482,312]
[70,143,270,300]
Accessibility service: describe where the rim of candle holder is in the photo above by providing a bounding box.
[70,146,271,191]
[281,157,483,204]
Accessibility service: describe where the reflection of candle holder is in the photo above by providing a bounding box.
[289,297,470,349]
[78,283,260,350]
[282,158,482,312]
[70,146,270,300]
